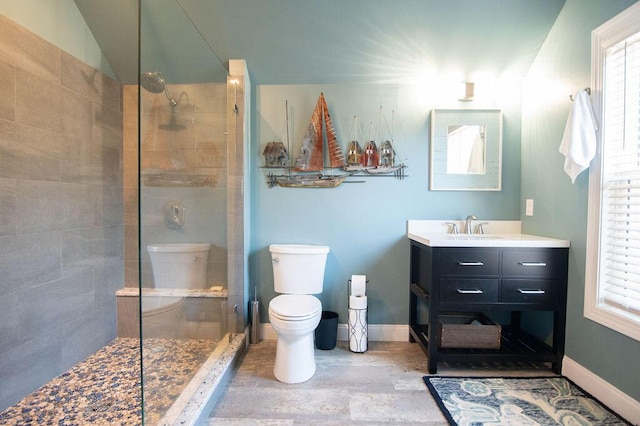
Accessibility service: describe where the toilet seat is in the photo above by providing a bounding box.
[269,294,321,321]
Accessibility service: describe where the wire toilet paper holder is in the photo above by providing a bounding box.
[347,277,369,353]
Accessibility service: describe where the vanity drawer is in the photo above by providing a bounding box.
[440,249,500,276]
[440,279,500,303]
[502,249,567,279]
[501,279,562,306]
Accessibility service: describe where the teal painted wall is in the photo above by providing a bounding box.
[521,0,640,400]
[250,80,523,325]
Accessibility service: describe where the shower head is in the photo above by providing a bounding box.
[140,72,165,93]
[140,71,177,106]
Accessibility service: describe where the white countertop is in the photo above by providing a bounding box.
[407,220,570,248]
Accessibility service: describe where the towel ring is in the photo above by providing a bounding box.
[569,87,591,101]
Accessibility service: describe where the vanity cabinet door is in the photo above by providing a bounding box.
[502,249,567,279]
[440,279,500,303]
[501,279,563,307]
[440,249,500,276]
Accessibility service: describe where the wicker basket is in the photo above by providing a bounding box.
[438,313,501,349]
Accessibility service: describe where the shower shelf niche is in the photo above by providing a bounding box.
[142,171,214,187]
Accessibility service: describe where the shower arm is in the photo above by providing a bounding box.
[164,86,178,107]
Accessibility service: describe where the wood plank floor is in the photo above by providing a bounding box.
[207,340,554,425]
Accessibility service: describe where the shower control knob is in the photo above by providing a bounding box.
[192,256,201,262]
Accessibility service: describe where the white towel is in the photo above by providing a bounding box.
[559,89,598,183]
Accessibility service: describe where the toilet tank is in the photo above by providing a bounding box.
[147,243,211,289]
[269,244,329,294]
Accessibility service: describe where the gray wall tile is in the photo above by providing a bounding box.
[0,15,124,411]
[0,332,64,408]
[93,102,123,149]
[18,271,96,343]
[61,136,121,186]
[0,178,17,237]
[0,119,61,181]
[0,232,61,294]
[0,60,15,120]
[16,70,93,140]
[16,181,95,233]
[61,225,123,269]
[61,305,116,369]
[0,289,21,351]
[94,184,124,227]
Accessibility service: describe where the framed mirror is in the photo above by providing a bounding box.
[430,108,502,191]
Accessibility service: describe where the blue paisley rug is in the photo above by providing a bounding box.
[424,376,631,425]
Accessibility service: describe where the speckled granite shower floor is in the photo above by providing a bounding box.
[0,337,218,425]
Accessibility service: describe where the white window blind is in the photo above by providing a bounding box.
[599,32,640,316]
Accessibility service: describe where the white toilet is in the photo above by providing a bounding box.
[268,244,329,383]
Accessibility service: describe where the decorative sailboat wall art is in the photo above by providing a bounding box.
[277,93,346,188]
[263,93,407,188]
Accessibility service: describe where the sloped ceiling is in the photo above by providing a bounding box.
[75,0,566,85]
[73,0,139,83]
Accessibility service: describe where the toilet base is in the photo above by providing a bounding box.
[273,332,316,383]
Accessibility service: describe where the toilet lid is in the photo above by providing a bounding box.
[270,295,321,319]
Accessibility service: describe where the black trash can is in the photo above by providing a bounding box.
[315,311,339,350]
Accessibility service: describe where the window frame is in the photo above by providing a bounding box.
[585,1,640,342]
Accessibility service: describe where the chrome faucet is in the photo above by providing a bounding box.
[445,222,459,234]
[475,222,489,234]
[464,215,477,234]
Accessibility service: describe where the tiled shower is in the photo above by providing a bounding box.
[0,13,125,409]
[0,6,247,424]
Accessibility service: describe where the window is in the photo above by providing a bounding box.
[585,2,640,341]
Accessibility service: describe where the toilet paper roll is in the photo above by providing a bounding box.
[349,294,368,309]
[350,274,367,296]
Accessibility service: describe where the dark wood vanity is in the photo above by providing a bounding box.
[409,240,569,374]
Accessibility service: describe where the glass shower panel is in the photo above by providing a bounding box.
[138,0,232,423]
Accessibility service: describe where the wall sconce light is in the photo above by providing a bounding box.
[459,82,475,101]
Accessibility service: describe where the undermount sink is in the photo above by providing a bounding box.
[406,220,570,248]
[445,234,503,240]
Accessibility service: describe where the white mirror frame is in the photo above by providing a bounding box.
[430,108,503,191]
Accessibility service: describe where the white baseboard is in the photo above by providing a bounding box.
[259,323,409,342]
[563,356,640,425]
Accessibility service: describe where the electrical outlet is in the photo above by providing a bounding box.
[525,199,534,216]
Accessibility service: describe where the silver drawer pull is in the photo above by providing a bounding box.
[518,289,546,294]
[518,262,547,267]
[457,261,485,266]
[457,289,484,294]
